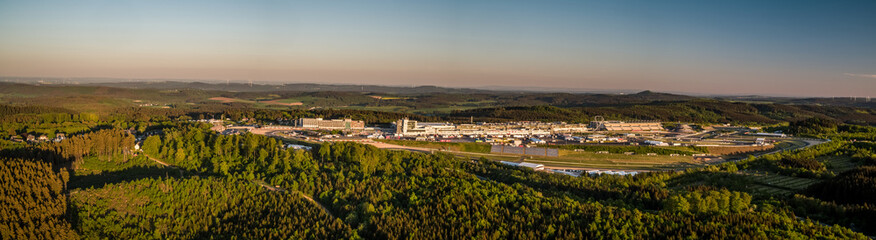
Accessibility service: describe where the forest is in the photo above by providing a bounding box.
[2,82,875,126]
[1,85,875,239]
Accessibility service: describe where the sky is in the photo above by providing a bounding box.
[0,0,874,97]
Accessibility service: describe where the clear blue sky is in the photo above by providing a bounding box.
[1,0,874,96]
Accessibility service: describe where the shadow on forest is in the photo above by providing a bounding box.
[0,147,74,167]
[68,165,194,190]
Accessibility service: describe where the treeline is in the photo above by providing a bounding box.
[139,127,868,238]
[48,129,136,162]
[72,176,351,240]
[789,195,876,236]
[142,126,312,182]
[5,96,874,132]
[786,117,838,136]
[663,189,753,215]
[805,166,876,205]
[464,158,672,209]
[204,191,353,239]
[447,100,876,125]
[836,125,876,141]
[448,106,589,123]
[377,139,492,153]
[305,144,862,239]
[743,140,847,178]
[0,128,136,174]
[0,104,74,117]
[0,157,77,240]
[3,117,873,238]
[309,108,440,124]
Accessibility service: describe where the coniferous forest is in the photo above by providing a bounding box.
[1,93,875,239]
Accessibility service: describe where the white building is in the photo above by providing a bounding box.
[644,140,669,146]
[500,161,545,171]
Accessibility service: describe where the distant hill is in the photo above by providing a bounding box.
[78,81,498,94]
[716,96,876,109]
[2,78,872,109]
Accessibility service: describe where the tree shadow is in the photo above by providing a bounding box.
[68,165,193,190]
[0,147,74,167]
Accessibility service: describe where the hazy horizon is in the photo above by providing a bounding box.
[1,1,874,97]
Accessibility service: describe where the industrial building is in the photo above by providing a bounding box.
[295,118,365,130]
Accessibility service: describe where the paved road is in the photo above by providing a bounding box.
[144,153,184,176]
[745,138,827,159]
[254,129,829,173]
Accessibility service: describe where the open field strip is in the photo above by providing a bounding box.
[520,159,669,170]
[559,150,695,163]
[209,97,256,103]
[821,156,859,173]
[369,139,699,170]
[740,171,819,191]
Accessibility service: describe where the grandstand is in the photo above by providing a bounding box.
[589,116,663,131]
[295,118,365,130]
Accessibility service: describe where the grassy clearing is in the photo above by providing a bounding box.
[73,155,159,176]
[706,145,774,155]
[376,139,491,153]
[548,144,705,155]
[521,159,680,170]
[341,105,414,112]
[824,156,859,173]
[559,150,695,163]
[454,148,698,170]
[454,100,497,105]
[338,105,484,114]
[209,97,256,104]
[737,170,819,195]
[747,184,793,195]
[775,140,808,151]
[380,139,701,169]
[369,95,412,100]
[68,155,178,189]
[413,106,484,114]
[274,96,321,104]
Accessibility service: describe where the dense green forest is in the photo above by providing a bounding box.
[0,157,77,239]
[1,86,875,239]
[2,123,872,238]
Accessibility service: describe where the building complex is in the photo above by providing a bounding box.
[288,118,365,130]
[394,118,620,137]
[588,120,664,131]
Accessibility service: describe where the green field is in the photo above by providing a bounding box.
[376,139,492,153]
[739,171,819,195]
[411,106,485,114]
[340,105,414,112]
[524,150,697,170]
[273,96,320,104]
[377,139,701,170]
[72,155,159,176]
[449,148,699,170]
[820,155,860,173]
